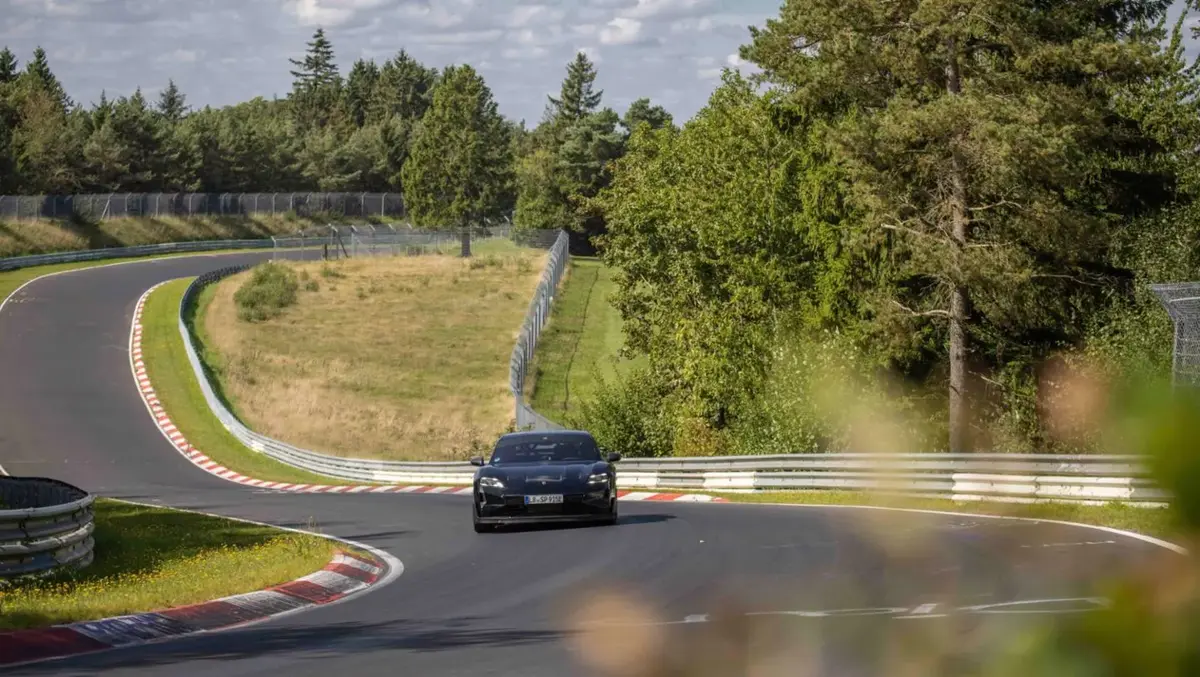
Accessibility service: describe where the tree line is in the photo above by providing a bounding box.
[582,0,1200,456]
[0,30,672,234]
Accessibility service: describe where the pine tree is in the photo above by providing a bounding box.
[368,50,437,123]
[741,0,1182,452]
[548,52,602,124]
[401,65,514,228]
[24,47,70,110]
[156,79,188,123]
[344,59,379,127]
[0,48,18,85]
[288,28,339,88]
[288,28,342,130]
[621,98,673,135]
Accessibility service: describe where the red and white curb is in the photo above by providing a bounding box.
[130,283,726,503]
[0,548,389,667]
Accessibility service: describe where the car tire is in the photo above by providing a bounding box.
[473,505,492,533]
[601,498,618,526]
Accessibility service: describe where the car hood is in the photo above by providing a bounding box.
[479,462,607,492]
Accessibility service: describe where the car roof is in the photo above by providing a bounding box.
[495,430,595,444]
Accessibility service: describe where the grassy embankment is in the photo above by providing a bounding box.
[195,239,547,461]
[526,257,643,423]
[0,499,338,631]
[0,213,355,259]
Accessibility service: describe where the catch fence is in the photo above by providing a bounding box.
[0,193,406,220]
[1150,282,1200,388]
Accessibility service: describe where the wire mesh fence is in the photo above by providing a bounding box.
[0,193,406,220]
[510,229,571,431]
[269,224,554,261]
[1150,282,1200,388]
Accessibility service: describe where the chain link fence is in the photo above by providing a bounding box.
[270,224,553,260]
[1150,282,1200,388]
[510,229,571,431]
[0,193,406,220]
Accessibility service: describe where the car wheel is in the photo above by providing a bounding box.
[473,505,492,533]
[602,498,618,526]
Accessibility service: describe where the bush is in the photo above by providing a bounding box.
[234,262,298,322]
[571,368,677,458]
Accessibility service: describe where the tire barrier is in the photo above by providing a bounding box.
[0,477,95,579]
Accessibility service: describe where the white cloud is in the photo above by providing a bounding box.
[506,4,566,28]
[623,0,711,20]
[501,45,549,60]
[8,0,1102,128]
[599,17,642,45]
[158,49,201,64]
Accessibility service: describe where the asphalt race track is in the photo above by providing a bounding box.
[0,252,1175,676]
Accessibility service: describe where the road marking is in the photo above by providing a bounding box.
[581,597,1114,628]
[896,603,946,619]
[1020,540,1118,548]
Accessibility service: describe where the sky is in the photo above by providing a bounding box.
[1,0,1198,127]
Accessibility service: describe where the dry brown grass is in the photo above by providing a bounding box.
[200,247,547,461]
[0,214,336,258]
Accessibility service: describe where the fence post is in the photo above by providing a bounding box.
[460,226,471,257]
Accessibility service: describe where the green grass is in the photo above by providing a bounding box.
[711,490,1183,543]
[141,279,343,484]
[528,257,644,422]
[0,498,337,630]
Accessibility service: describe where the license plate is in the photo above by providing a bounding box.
[525,494,563,505]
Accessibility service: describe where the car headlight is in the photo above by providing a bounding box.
[479,477,504,489]
[587,473,608,484]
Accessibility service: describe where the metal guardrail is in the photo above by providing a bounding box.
[171,231,1167,506]
[0,477,96,579]
[0,239,273,272]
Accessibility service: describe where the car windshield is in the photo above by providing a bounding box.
[490,438,601,464]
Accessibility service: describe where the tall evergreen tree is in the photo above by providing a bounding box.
[344,59,379,127]
[288,28,342,130]
[156,79,188,123]
[368,50,437,123]
[401,65,514,228]
[0,48,18,85]
[741,0,1182,452]
[23,47,70,110]
[547,51,603,125]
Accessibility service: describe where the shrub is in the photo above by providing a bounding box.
[571,368,677,458]
[234,262,298,322]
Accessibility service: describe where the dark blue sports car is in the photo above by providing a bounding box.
[471,430,621,532]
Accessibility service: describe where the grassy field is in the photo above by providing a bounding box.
[0,214,353,259]
[0,498,336,630]
[711,490,1184,543]
[527,257,642,423]
[198,241,548,461]
[142,279,342,484]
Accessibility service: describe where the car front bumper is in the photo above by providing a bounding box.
[476,490,613,524]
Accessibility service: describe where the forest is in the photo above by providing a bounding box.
[3,0,1200,456]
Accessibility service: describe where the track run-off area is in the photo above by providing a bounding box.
[0,251,1183,677]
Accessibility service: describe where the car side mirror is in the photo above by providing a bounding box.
[469,456,485,467]
[605,451,621,463]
